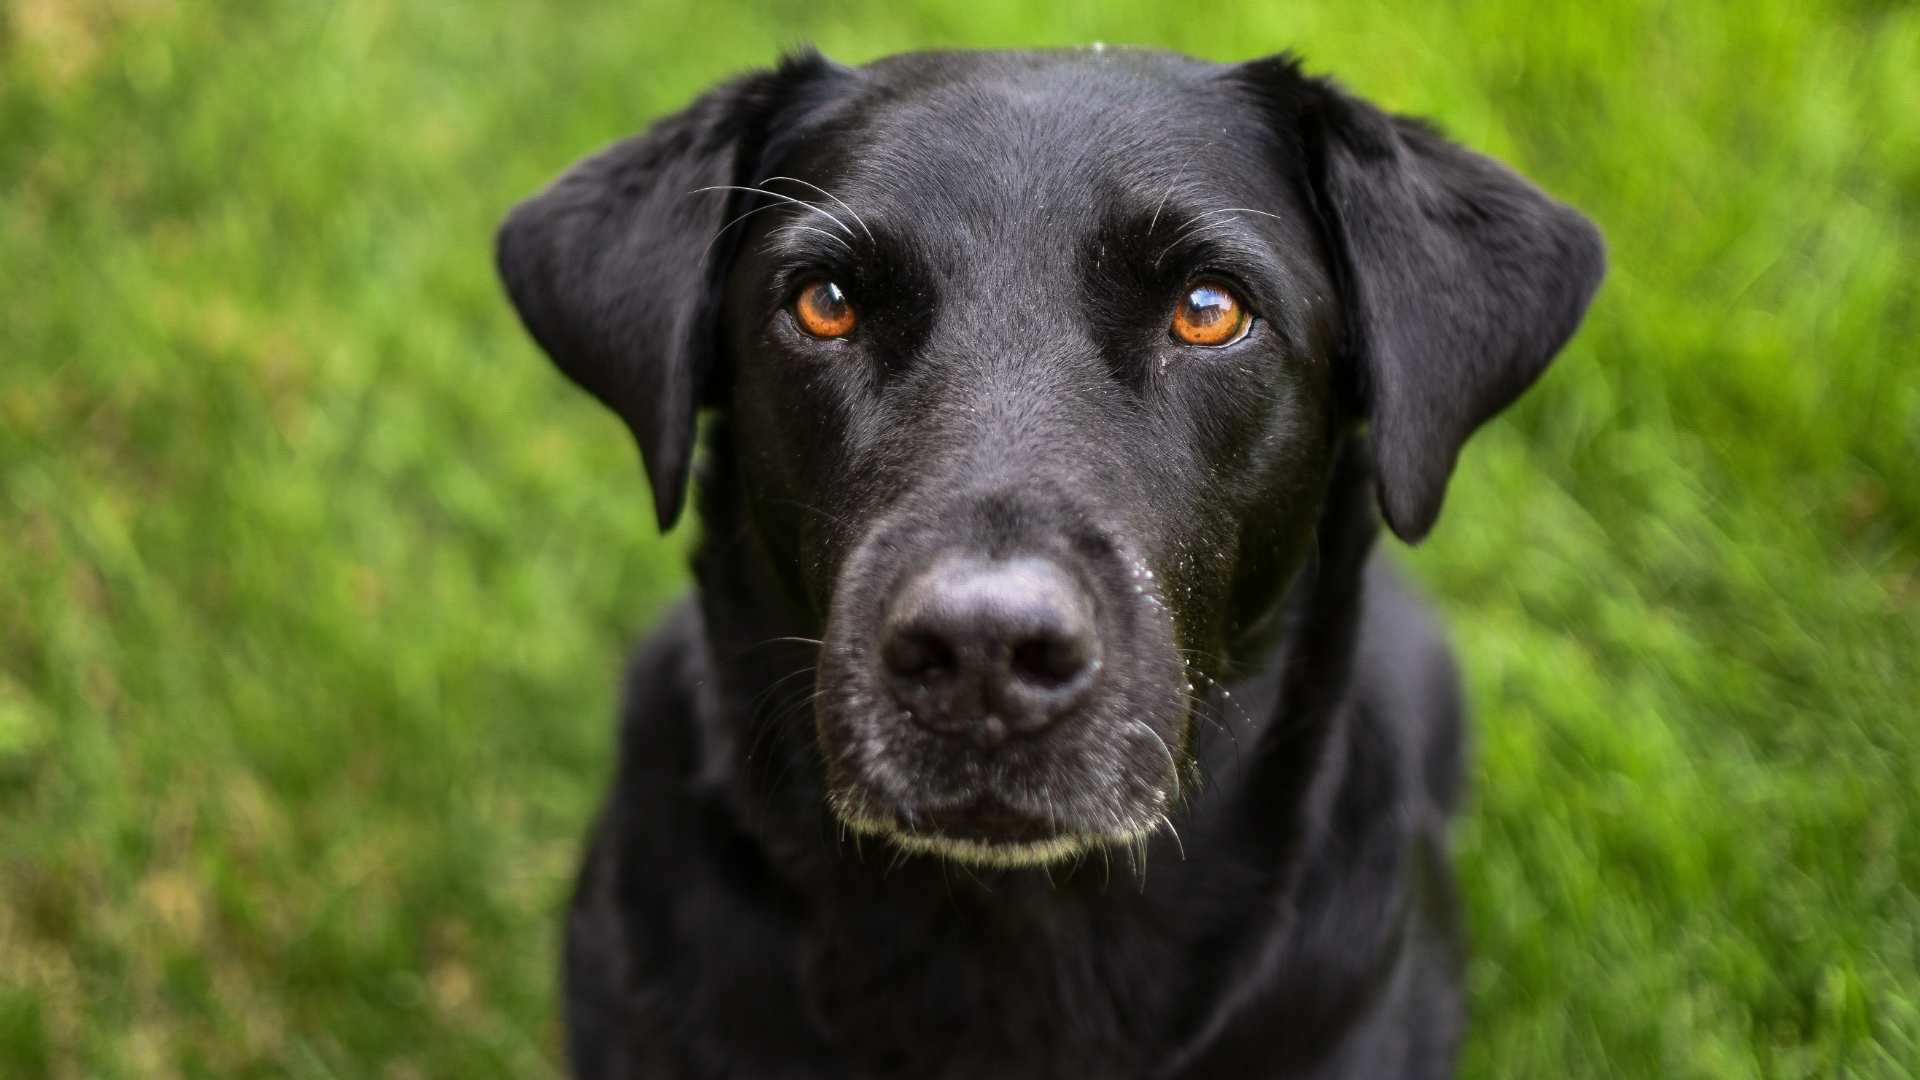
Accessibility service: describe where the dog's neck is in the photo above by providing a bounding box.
[683,415,1380,895]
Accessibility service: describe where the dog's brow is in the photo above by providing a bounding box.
[1153,207,1289,270]
[769,222,856,255]
[703,199,794,257]
[764,176,875,243]
[1147,143,1212,237]
[693,185,859,254]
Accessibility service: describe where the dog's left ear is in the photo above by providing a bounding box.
[1238,57,1607,543]
[497,51,843,531]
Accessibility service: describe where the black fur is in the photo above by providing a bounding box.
[498,46,1603,1080]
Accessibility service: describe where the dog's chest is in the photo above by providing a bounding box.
[680,876,1194,1079]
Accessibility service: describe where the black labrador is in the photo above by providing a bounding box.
[497,46,1603,1080]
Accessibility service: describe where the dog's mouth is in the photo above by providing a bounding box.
[924,800,1053,840]
[827,787,1167,868]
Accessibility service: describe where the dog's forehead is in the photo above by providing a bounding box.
[787,51,1285,238]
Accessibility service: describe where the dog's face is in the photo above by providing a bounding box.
[497,49,1603,866]
[719,54,1343,863]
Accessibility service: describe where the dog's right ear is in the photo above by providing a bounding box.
[1234,55,1605,544]
[497,52,840,531]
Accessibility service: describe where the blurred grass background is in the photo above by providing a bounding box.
[1,0,1916,1076]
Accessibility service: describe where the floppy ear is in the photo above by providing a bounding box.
[496,52,838,530]
[1241,57,1606,542]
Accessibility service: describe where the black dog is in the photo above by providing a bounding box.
[497,46,1602,1079]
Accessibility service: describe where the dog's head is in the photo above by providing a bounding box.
[498,48,1603,867]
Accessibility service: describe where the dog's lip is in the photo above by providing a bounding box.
[910,800,1059,844]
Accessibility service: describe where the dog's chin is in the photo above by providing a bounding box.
[825,784,1171,869]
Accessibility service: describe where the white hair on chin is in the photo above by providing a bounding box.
[826,788,1168,870]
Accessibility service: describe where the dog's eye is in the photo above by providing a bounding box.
[793,278,857,339]
[1171,280,1249,347]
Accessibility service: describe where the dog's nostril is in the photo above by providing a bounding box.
[881,632,956,678]
[1010,634,1094,687]
[880,555,1101,738]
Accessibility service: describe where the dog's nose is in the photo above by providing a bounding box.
[880,556,1101,745]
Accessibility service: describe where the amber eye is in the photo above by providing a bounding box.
[1171,280,1249,347]
[792,278,856,338]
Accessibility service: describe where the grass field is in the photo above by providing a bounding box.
[2,0,1917,1076]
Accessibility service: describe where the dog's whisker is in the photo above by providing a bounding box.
[1178,205,1288,230]
[1168,219,1240,247]
[1154,220,1238,270]
[738,663,820,765]
[958,861,993,892]
[703,199,792,256]
[768,222,855,254]
[691,184,858,242]
[1147,142,1213,237]
[753,686,830,817]
[718,635,825,669]
[1154,206,1289,269]
[1158,813,1186,861]
[764,175,874,242]
[765,497,861,543]
[1129,716,1183,802]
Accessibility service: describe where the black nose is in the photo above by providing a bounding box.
[880,556,1101,746]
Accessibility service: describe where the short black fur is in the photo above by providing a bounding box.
[497,46,1603,1080]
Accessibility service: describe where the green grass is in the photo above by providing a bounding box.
[1,0,1916,1076]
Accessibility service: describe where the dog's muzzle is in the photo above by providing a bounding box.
[815,517,1191,868]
